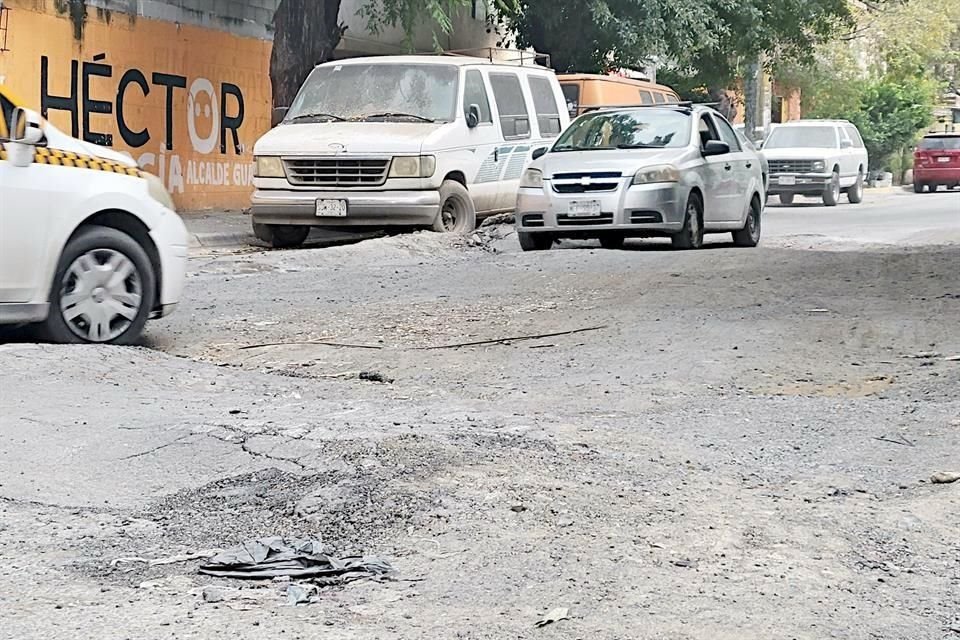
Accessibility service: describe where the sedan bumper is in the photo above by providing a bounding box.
[516,182,686,235]
[251,189,441,227]
[149,210,188,316]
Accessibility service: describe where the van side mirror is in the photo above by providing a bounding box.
[466,104,481,129]
[271,107,289,128]
[532,147,548,160]
[702,140,730,157]
[840,139,853,149]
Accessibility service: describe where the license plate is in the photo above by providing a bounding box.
[778,176,796,186]
[567,200,602,217]
[316,199,347,217]
[937,156,951,163]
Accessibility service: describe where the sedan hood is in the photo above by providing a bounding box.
[255,122,441,156]
[42,120,137,167]
[538,148,689,178]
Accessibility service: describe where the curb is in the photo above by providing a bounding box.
[189,232,255,250]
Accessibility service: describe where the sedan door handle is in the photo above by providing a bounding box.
[745,162,752,168]
[724,163,732,171]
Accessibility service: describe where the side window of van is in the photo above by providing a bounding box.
[665,94,679,104]
[490,73,531,139]
[463,70,492,124]
[638,90,653,105]
[527,76,562,137]
[653,93,666,104]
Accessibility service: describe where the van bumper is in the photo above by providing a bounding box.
[251,189,441,227]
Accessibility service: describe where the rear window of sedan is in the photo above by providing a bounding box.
[553,109,691,151]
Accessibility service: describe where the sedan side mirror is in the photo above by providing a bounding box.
[531,146,548,160]
[466,104,481,129]
[702,140,730,157]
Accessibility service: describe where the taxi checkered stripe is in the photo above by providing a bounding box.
[0,143,142,177]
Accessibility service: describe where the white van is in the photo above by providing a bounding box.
[250,55,570,247]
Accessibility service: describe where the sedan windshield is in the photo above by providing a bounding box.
[765,126,837,149]
[285,63,459,123]
[553,109,691,151]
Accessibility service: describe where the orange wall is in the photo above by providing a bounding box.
[0,3,272,209]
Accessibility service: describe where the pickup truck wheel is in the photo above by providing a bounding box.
[822,171,841,206]
[779,193,795,205]
[847,171,864,204]
[253,222,310,248]
[672,193,704,250]
[518,232,553,252]
[432,180,477,233]
[41,225,156,345]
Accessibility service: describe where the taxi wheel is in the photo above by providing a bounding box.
[672,193,704,250]
[41,225,156,345]
[432,180,477,234]
[253,221,309,249]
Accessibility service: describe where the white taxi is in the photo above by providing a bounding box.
[0,100,187,344]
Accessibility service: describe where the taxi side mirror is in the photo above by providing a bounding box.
[10,107,43,146]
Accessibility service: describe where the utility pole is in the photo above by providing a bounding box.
[742,57,772,142]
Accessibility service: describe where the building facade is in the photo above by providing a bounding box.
[0,0,496,209]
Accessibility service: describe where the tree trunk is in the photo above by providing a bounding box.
[269,0,345,114]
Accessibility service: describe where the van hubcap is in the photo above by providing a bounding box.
[59,249,143,342]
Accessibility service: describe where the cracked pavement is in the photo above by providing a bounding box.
[1,190,959,639]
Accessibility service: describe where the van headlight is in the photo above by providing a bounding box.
[812,160,826,172]
[389,155,436,178]
[633,165,681,185]
[145,173,176,211]
[255,156,285,178]
[520,168,543,189]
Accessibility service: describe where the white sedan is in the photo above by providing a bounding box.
[0,105,187,344]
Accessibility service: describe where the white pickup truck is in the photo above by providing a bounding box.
[761,120,869,207]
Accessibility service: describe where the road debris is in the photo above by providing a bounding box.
[286,583,317,605]
[112,549,222,568]
[423,325,608,350]
[359,370,395,384]
[930,472,960,485]
[238,340,382,351]
[198,537,395,583]
[902,352,941,359]
[535,607,570,628]
[872,434,915,447]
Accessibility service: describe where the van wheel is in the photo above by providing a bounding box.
[253,221,309,249]
[672,193,704,250]
[41,225,156,345]
[432,180,477,233]
[518,232,553,252]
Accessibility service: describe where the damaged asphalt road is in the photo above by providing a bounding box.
[1,196,959,639]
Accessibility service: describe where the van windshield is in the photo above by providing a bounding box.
[553,109,690,151]
[765,126,838,149]
[285,63,459,123]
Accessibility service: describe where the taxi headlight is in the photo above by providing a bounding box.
[520,168,544,189]
[633,165,681,185]
[389,155,436,178]
[255,156,285,178]
[145,173,175,211]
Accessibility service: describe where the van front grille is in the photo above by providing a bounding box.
[284,157,390,187]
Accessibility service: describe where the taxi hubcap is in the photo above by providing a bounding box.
[59,249,142,342]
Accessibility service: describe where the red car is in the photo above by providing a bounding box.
[914,133,960,193]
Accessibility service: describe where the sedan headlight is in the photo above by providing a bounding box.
[145,173,175,211]
[812,160,826,171]
[255,156,285,178]
[389,155,436,178]
[519,168,543,189]
[633,164,681,185]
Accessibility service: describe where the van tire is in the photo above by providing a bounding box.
[253,222,309,249]
[432,180,477,234]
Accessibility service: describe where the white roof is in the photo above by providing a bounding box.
[317,54,551,70]
[780,119,853,126]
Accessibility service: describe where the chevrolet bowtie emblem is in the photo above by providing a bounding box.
[580,177,592,186]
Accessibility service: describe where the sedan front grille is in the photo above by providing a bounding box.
[284,157,390,187]
[551,171,622,194]
[557,213,614,226]
[768,159,818,174]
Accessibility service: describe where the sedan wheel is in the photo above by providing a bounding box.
[732,198,762,247]
[672,194,704,250]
